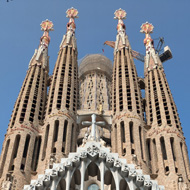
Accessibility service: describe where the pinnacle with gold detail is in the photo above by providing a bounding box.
[66,7,78,32]
[40,19,54,47]
[140,22,154,46]
[114,8,127,20]
[140,22,154,34]
[41,19,54,32]
[140,22,154,41]
[66,7,79,18]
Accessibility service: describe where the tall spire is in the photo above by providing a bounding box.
[0,20,52,190]
[60,7,78,49]
[111,9,149,173]
[141,22,190,188]
[37,8,79,174]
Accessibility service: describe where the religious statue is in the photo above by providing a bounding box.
[1,174,13,190]
[178,177,188,190]
[2,181,12,190]
[49,154,56,169]
[98,104,103,114]
[81,132,89,147]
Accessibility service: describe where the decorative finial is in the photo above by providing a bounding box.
[40,19,54,48]
[140,22,154,34]
[114,8,127,20]
[140,22,154,46]
[140,22,158,72]
[40,19,54,32]
[35,19,53,62]
[114,9,127,51]
[65,7,78,34]
[66,7,79,18]
[59,8,78,49]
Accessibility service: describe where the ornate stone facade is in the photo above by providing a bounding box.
[0,8,189,190]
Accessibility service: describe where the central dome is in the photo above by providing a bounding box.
[78,54,112,78]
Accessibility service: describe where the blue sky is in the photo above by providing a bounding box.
[0,0,190,156]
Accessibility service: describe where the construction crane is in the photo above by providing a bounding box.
[104,37,172,63]
[155,37,164,54]
[104,40,145,62]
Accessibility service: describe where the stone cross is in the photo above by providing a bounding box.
[82,114,105,141]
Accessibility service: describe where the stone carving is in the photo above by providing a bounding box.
[49,154,56,169]
[128,169,137,180]
[72,155,80,166]
[136,175,145,186]
[144,180,152,189]
[24,141,165,190]
[43,174,51,187]
[34,180,43,188]
[81,133,89,147]
[178,177,189,190]
[79,151,87,161]
[106,156,115,167]
[1,180,12,190]
[99,151,107,161]
[87,144,100,154]
[1,174,13,190]
[50,169,58,179]
[148,128,184,140]
[65,160,73,170]
[98,104,103,114]
[114,159,122,169]
[87,144,100,159]
[54,164,65,177]
[121,164,129,177]
[113,113,140,123]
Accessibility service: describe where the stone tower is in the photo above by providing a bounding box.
[141,22,190,189]
[78,54,112,112]
[77,54,112,150]
[111,9,149,173]
[0,20,53,189]
[37,7,79,174]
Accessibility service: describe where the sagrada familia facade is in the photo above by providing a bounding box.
[0,7,189,190]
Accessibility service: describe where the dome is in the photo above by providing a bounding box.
[78,54,112,78]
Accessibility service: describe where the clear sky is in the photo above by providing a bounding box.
[0,0,190,156]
